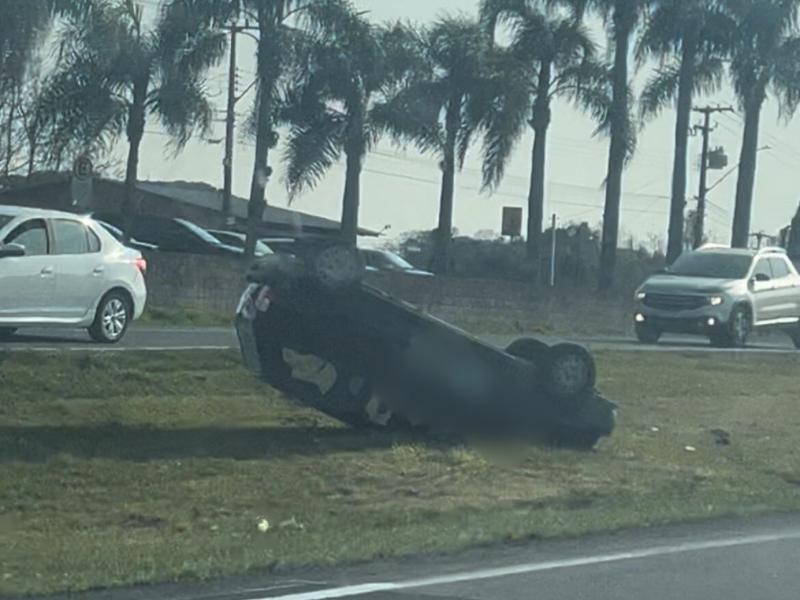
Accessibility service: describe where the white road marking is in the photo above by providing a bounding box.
[256,529,800,600]
[0,345,235,353]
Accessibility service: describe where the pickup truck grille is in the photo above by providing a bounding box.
[643,293,707,311]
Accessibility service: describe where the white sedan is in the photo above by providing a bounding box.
[0,206,147,343]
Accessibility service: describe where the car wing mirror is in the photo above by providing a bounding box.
[0,243,25,258]
[753,273,771,282]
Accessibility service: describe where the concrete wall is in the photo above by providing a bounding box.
[141,253,633,335]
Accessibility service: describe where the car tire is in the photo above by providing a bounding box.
[88,291,132,344]
[506,338,596,401]
[635,323,661,344]
[311,244,365,291]
[0,327,17,340]
[713,305,752,349]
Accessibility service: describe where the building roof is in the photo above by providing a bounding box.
[0,175,378,237]
[135,180,359,233]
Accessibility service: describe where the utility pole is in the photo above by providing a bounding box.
[692,106,734,249]
[221,25,239,227]
[549,213,557,287]
[220,22,259,228]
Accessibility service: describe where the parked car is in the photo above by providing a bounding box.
[235,243,616,448]
[634,245,800,348]
[94,219,158,252]
[206,229,273,257]
[361,248,433,276]
[0,206,147,343]
[91,213,241,256]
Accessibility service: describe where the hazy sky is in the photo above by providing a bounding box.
[129,0,800,245]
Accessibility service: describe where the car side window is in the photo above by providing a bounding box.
[752,259,772,280]
[4,219,48,255]
[87,226,102,253]
[52,219,90,255]
[769,257,791,279]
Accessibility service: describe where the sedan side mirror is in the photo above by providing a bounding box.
[753,272,771,282]
[0,243,25,258]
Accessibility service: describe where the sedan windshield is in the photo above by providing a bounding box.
[668,252,753,279]
[366,250,414,270]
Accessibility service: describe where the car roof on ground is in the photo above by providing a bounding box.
[0,205,86,219]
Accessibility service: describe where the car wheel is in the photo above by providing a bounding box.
[89,291,131,344]
[635,323,661,344]
[714,305,752,348]
[0,327,17,340]
[506,337,596,401]
[311,244,365,291]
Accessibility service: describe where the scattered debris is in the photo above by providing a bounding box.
[710,428,731,446]
[257,518,270,533]
[684,445,697,453]
[278,516,305,531]
[650,426,660,432]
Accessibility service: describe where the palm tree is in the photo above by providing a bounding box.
[638,0,731,264]
[724,0,800,247]
[38,0,226,233]
[200,0,354,257]
[282,11,420,245]
[479,0,607,277]
[372,18,505,273]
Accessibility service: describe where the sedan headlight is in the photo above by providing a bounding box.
[709,295,724,306]
[635,291,647,301]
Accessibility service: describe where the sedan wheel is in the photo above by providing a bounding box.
[89,293,131,343]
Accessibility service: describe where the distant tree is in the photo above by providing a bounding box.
[479,0,609,279]
[638,0,732,264]
[283,11,421,244]
[37,0,226,234]
[372,17,502,272]
[723,0,800,247]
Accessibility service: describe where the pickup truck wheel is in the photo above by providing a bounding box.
[505,337,550,368]
[712,305,752,348]
[0,327,17,339]
[635,323,661,344]
[790,326,800,349]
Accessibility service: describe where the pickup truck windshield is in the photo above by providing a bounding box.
[668,252,753,279]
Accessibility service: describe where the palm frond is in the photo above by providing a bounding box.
[639,63,681,121]
[369,81,445,155]
[284,111,346,199]
[772,35,800,119]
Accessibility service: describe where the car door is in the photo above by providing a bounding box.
[0,218,56,320]
[768,257,800,322]
[49,218,107,320]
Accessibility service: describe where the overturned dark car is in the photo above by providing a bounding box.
[235,244,617,448]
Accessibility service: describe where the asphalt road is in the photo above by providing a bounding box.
[35,513,800,600]
[1,325,797,354]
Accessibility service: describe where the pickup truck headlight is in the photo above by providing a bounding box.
[709,295,724,306]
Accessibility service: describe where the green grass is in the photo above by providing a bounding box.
[1,349,800,596]
[139,305,232,327]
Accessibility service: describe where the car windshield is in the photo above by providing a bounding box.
[210,231,272,255]
[366,250,413,270]
[667,252,753,279]
[0,215,13,231]
[174,219,223,244]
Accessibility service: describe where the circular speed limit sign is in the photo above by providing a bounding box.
[73,156,93,181]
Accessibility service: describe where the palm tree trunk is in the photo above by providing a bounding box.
[433,95,461,274]
[341,148,362,244]
[528,61,552,280]
[4,89,14,177]
[598,26,630,291]
[731,92,764,248]
[667,35,697,264]
[122,81,147,240]
[246,87,273,259]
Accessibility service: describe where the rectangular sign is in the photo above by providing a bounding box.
[502,207,523,237]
